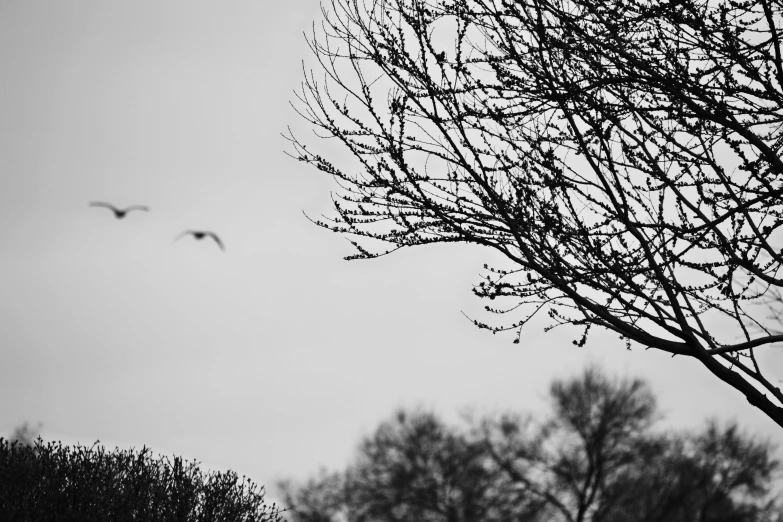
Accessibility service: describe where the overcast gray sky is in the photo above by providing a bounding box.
[1,0,782,499]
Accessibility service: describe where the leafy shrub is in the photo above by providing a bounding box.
[0,438,282,522]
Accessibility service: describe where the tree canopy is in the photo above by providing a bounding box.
[289,0,783,426]
[0,438,281,522]
[279,368,781,522]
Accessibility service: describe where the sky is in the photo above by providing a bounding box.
[1,0,783,504]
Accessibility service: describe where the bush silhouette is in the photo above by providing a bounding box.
[0,438,281,522]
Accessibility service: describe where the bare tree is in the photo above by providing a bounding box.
[279,368,781,522]
[481,369,780,522]
[288,0,783,427]
[478,368,658,522]
[599,421,781,522]
[279,410,547,522]
[278,471,348,522]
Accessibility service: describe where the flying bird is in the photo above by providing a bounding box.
[174,230,225,251]
[89,202,149,219]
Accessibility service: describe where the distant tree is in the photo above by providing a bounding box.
[480,369,781,521]
[601,421,780,522]
[279,410,546,522]
[289,0,783,426]
[8,421,41,447]
[0,438,282,522]
[278,471,347,522]
[279,368,781,522]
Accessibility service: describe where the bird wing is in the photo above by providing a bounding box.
[124,205,150,213]
[206,232,225,251]
[173,230,195,243]
[89,201,118,212]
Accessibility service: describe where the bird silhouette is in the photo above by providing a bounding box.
[174,230,225,251]
[89,202,150,219]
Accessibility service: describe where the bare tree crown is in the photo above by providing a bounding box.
[289,0,783,427]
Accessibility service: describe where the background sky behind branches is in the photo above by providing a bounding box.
[1,0,783,496]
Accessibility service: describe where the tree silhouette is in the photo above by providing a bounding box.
[279,410,547,522]
[600,421,780,522]
[479,369,780,521]
[289,0,783,426]
[279,368,781,522]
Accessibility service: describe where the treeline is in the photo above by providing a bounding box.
[3,367,779,521]
[0,438,281,522]
[279,368,782,522]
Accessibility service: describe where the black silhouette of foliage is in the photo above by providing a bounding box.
[279,410,547,522]
[278,471,347,522]
[480,369,780,522]
[602,421,780,522]
[279,368,782,522]
[0,438,282,522]
[289,0,783,425]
